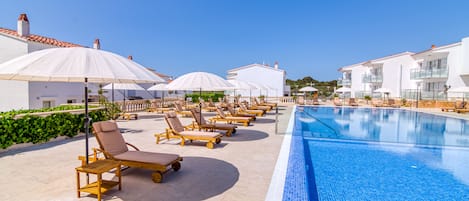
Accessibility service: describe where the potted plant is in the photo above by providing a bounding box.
[364,95,372,105]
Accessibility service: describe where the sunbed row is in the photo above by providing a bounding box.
[79,100,275,187]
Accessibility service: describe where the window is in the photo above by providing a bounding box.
[43,100,53,108]
[67,99,76,104]
[424,82,445,91]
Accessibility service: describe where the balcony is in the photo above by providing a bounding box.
[362,74,383,83]
[410,68,448,80]
[337,78,351,86]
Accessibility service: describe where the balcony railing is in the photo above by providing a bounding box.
[362,74,383,83]
[410,68,448,80]
[337,78,351,86]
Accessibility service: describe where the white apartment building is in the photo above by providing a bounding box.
[226,62,287,97]
[338,36,469,100]
[0,14,85,112]
[0,14,169,112]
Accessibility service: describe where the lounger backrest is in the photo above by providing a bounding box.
[216,106,226,118]
[190,108,208,125]
[174,101,184,111]
[239,103,248,111]
[227,106,236,115]
[92,121,128,156]
[164,112,185,132]
[253,98,260,105]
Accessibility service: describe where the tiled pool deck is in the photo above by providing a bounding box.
[0,105,293,201]
[1,104,468,201]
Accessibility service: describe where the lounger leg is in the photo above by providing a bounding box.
[180,137,185,146]
[152,172,163,183]
[206,142,214,149]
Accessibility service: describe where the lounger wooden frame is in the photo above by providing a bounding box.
[189,108,237,137]
[226,105,256,121]
[174,101,193,117]
[239,103,265,116]
[210,106,251,127]
[164,112,223,149]
[92,121,182,183]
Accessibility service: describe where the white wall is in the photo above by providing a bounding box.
[229,65,285,97]
[380,54,417,97]
[28,82,84,109]
[0,35,30,111]
[28,41,57,52]
[0,35,28,63]
[349,66,369,98]
[461,37,469,76]
[436,45,468,99]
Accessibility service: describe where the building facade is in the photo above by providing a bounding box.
[0,14,84,111]
[0,14,169,112]
[226,62,287,97]
[338,36,469,100]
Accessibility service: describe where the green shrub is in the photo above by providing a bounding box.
[185,92,225,103]
[0,109,108,149]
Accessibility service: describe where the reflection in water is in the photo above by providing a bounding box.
[298,107,469,147]
[298,106,469,186]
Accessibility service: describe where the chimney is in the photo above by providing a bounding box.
[431,44,436,49]
[17,13,30,37]
[128,55,133,60]
[274,61,279,69]
[93,39,100,49]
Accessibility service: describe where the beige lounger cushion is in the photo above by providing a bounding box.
[114,151,180,166]
[93,121,128,156]
[212,123,236,129]
[180,130,222,138]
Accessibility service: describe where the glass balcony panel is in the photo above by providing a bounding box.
[410,68,448,80]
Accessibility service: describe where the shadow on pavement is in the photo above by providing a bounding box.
[95,156,239,201]
[222,129,269,142]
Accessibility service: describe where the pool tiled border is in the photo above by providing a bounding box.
[265,105,296,201]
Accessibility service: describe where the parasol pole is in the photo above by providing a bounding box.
[111,83,114,103]
[199,88,202,125]
[84,78,90,164]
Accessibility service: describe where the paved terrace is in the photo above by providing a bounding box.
[0,105,294,201]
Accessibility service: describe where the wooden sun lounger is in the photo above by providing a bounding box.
[147,107,173,113]
[348,98,359,106]
[164,112,223,149]
[190,108,237,137]
[226,105,256,121]
[174,101,193,117]
[252,98,273,110]
[240,103,265,116]
[455,103,469,113]
[442,102,466,112]
[119,112,138,120]
[92,121,182,183]
[210,106,252,127]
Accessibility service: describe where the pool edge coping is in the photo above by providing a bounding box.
[265,105,296,201]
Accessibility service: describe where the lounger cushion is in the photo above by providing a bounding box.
[213,123,237,129]
[100,121,119,132]
[166,111,178,118]
[93,122,129,156]
[225,116,250,121]
[114,151,179,166]
[180,130,222,138]
[165,112,187,132]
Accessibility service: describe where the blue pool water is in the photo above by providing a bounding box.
[283,106,469,201]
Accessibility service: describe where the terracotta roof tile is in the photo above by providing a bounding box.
[0,27,82,47]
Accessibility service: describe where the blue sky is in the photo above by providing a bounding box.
[1,0,469,81]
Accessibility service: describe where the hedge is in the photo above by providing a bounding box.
[0,110,108,149]
[185,92,225,103]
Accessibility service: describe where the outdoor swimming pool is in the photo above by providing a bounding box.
[282,106,469,201]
